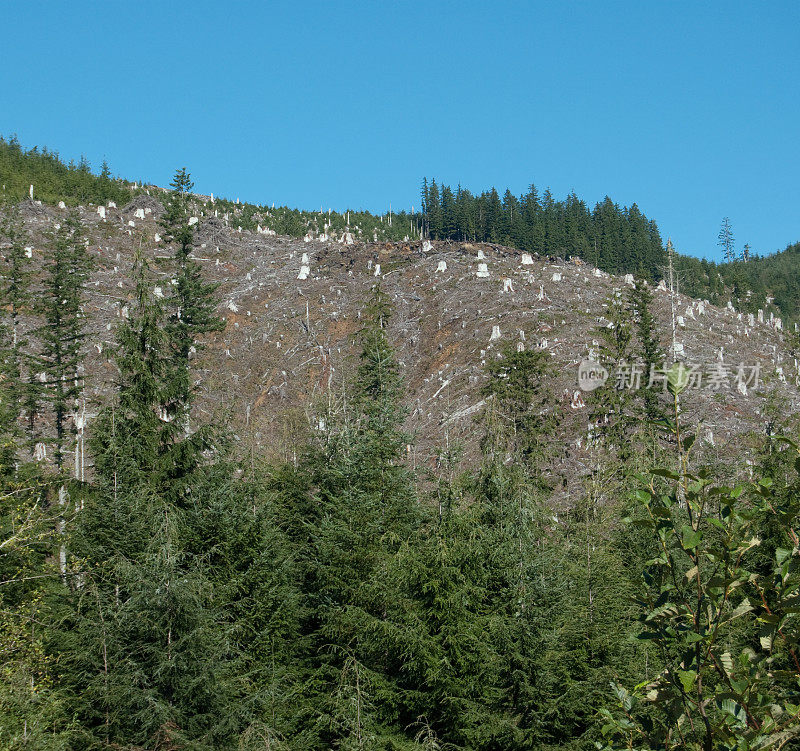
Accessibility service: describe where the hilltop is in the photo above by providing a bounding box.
[3,136,799,328]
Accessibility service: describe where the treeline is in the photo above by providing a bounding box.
[2,173,800,750]
[211,197,421,244]
[673,241,800,322]
[420,179,800,326]
[420,179,667,279]
[0,136,422,245]
[3,135,800,325]
[0,136,141,207]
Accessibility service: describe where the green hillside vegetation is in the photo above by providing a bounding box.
[0,135,143,207]
[674,243,800,322]
[420,178,666,278]
[1,167,800,749]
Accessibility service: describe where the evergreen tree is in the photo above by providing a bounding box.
[91,252,174,486]
[588,290,636,450]
[628,281,666,421]
[718,216,736,262]
[426,180,442,240]
[400,344,559,749]
[282,286,423,748]
[57,237,259,751]
[481,344,557,471]
[34,213,92,471]
[160,167,224,438]
[0,208,69,748]
[0,206,33,459]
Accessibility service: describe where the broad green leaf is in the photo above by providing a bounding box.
[651,468,680,480]
[728,598,753,621]
[682,526,702,550]
[677,669,697,693]
[720,651,734,677]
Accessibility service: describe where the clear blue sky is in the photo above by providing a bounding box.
[2,1,798,261]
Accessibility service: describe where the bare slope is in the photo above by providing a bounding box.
[9,196,799,499]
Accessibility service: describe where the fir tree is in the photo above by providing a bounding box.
[588,290,636,449]
[628,280,666,421]
[59,243,257,751]
[159,169,224,435]
[718,216,736,262]
[284,286,422,748]
[34,213,92,471]
[0,206,33,462]
[481,344,557,471]
[91,251,173,486]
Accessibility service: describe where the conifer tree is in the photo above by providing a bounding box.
[426,180,442,240]
[59,241,258,750]
[718,216,736,262]
[589,290,636,449]
[284,286,422,748]
[30,213,93,577]
[481,344,557,471]
[90,251,173,486]
[628,280,666,421]
[0,207,33,464]
[0,207,69,748]
[402,343,558,749]
[160,168,224,436]
[34,213,92,471]
[0,209,42,454]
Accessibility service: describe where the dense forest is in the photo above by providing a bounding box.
[419,178,800,324]
[2,149,800,749]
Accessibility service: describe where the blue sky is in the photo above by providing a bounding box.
[2,1,797,261]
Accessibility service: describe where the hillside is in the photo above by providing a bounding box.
[4,156,800,751]
[4,136,798,328]
[7,193,798,492]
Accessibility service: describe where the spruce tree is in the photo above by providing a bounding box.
[628,280,666,421]
[718,216,736,262]
[160,168,224,437]
[284,285,422,748]
[34,212,92,471]
[0,207,69,749]
[91,251,173,486]
[58,239,258,750]
[588,290,635,450]
[0,206,33,465]
[399,344,558,748]
[0,209,41,454]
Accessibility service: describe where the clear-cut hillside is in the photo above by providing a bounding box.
[7,196,798,503]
